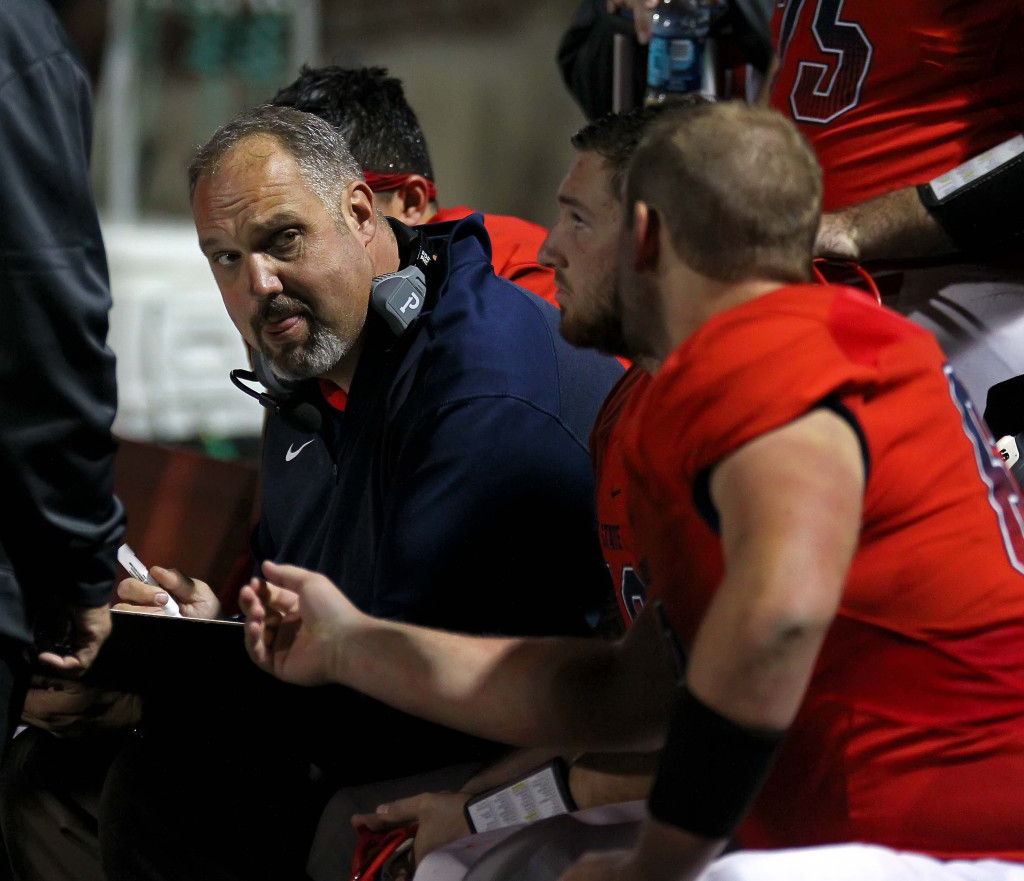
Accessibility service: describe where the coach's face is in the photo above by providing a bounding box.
[193,134,374,383]
[539,151,630,357]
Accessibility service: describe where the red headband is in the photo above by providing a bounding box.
[363,170,437,202]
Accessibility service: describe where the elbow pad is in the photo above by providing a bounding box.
[917,135,1024,255]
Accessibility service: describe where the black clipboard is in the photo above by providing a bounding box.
[81,610,252,694]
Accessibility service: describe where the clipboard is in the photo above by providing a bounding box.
[81,609,252,694]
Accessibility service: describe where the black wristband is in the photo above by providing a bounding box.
[648,685,785,839]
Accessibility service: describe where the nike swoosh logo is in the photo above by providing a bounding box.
[285,439,315,462]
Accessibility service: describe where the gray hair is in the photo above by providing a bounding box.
[187,103,364,218]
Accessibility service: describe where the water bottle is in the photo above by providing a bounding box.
[645,0,725,104]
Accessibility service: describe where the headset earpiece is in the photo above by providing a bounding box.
[369,225,433,336]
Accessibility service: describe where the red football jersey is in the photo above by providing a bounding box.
[770,1,1024,212]
[590,365,653,627]
[429,206,557,306]
[624,284,1024,857]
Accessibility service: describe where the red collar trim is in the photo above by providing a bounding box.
[318,379,348,412]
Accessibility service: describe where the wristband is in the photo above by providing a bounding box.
[648,685,785,839]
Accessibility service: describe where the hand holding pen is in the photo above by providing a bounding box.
[114,544,223,620]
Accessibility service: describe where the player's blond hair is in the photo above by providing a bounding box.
[625,102,822,284]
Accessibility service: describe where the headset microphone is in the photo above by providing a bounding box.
[229,369,322,434]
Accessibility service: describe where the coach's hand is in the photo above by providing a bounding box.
[114,567,221,620]
[22,676,141,737]
[240,560,360,687]
[37,601,112,675]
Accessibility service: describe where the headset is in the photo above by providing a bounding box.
[229,225,433,434]
[230,359,321,434]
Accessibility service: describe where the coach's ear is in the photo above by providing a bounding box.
[343,180,379,245]
[631,201,661,273]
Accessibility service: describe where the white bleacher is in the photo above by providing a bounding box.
[102,220,264,442]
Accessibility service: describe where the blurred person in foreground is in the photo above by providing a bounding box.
[0,0,124,750]
[0,4,126,875]
[243,102,1024,881]
[272,65,558,305]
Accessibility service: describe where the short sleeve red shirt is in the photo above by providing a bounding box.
[770,1,1024,211]
[624,285,1024,857]
[429,206,557,306]
[590,365,653,627]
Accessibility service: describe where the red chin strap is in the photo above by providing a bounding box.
[363,170,438,203]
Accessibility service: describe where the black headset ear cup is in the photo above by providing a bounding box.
[369,225,432,336]
[370,266,427,336]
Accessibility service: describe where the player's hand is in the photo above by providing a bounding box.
[607,0,658,44]
[36,602,111,675]
[814,211,859,261]
[353,790,472,864]
[114,567,221,620]
[22,676,141,738]
[240,560,362,686]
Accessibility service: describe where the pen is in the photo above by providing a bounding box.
[117,544,182,617]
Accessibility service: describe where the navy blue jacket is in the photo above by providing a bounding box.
[257,215,622,779]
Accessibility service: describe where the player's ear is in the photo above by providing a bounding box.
[632,201,661,272]
[392,176,434,225]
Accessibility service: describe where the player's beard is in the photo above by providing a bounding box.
[255,295,348,381]
[558,278,631,359]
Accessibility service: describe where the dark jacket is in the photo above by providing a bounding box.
[257,215,623,781]
[0,0,125,645]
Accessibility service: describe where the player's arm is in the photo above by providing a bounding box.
[817,126,1024,264]
[568,752,657,809]
[560,406,865,881]
[456,747,655,807]
[242,563,676,751]
[815,185,956,262]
